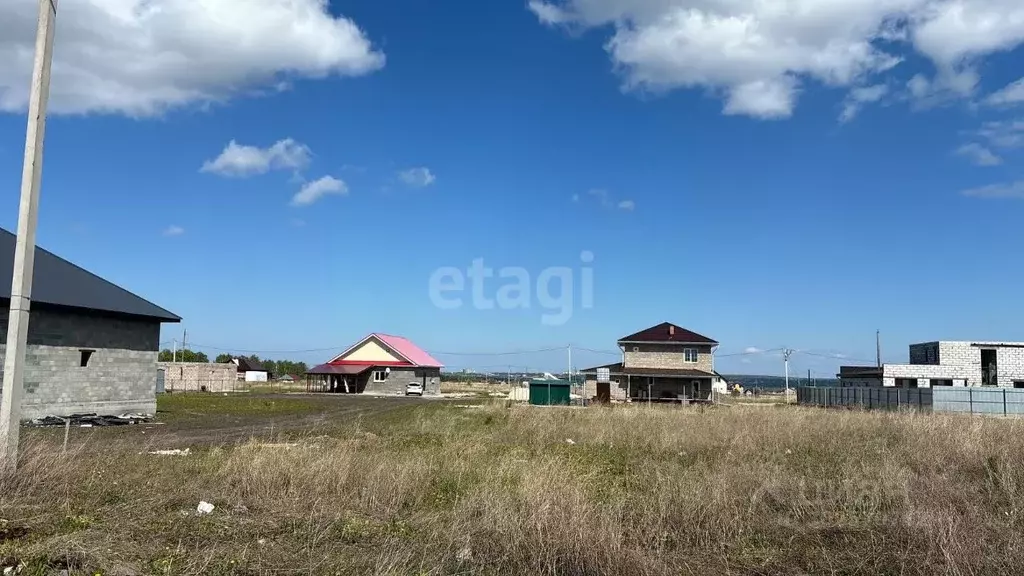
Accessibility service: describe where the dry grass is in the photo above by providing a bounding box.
[2,400,1024,575]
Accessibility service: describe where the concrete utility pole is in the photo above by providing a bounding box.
[876,330,881,368]
[0,0,60,472]
[783,348,794,396]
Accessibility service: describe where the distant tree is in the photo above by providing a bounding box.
[215,353,233,363]
[158,349,208,363]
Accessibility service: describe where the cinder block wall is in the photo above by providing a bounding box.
[584,377,628,401]
[158,362,238,392]
[0,307,160,419]
[363,368,441,396]
[623,343,714,372]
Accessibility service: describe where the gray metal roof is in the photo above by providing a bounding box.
[0,228,180,322]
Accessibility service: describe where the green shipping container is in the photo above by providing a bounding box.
[528,379,571,405]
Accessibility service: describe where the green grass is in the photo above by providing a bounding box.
[156,392,324,421]
[4,399,1024,575]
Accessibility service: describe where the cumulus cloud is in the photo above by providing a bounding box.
[961,181,1024,199]
[163,225,185,237]
[987,78,1024,106]
[0,0,385,116]
[954,143,1003,166]
[201,139,311,177]
[398,167,436,188]
[528,0,1024,119]
[618,199,636,210]
[291,176,348,206]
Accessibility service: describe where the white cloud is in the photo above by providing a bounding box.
[976,119,1024,148]
[840,84,889,122]
[398,167,436,188]
[163,225,185,237]
[954,143,1003,166]
[987,78,1024,106]
[744,347,764,354]
[201,139,311,177]
[528,0,1024,119]
[528,0,571,24]
[618,199,636,210]
[588,188,612,208]
[291,176,347,206]
[961,181,1024,199]
[0,0,384,116]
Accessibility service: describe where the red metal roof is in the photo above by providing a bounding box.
[618,322,718,345]
[374,333,444,367]
[326,333,444,368]
[307,364,373,375]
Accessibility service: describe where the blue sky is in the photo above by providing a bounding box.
[0,0,1023,376]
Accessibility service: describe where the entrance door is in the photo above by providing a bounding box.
[596,382,611,403]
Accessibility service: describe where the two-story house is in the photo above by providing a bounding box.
[838,341,1024,388]
[581,322,720,402]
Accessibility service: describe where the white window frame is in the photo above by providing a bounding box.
[372,370,387,383]
[683,348,698,363]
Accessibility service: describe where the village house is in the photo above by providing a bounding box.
[838,341,1024,388]
[0,228,180,419]
[228,356,270,382]
[306,333,443,395]
[581,322,720,402]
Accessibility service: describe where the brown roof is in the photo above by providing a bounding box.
[618,322,718,345]
[580,362,714,379]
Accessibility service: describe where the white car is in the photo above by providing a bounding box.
[405,382,424,396]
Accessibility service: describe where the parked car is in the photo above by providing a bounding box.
[406,382,424,396]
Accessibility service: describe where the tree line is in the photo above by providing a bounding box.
[157,349,308,377]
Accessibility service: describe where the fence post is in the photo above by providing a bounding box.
[1004,388,1008,416]
[969,388,973,414]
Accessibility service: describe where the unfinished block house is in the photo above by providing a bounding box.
[838,341,1024,388]
[0,228,180,419]
[581,322,721,402]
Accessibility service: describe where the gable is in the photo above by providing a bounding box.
[618,322,718,345]
[339,337,404,363]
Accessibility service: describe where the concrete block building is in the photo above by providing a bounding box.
[157,362,238,392]
[306,333,442,395]
[838,341,1024,388]
[0,228,180,419]
[581,322,720,402]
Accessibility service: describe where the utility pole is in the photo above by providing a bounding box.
[0,0,60,472]
[182,329,187,361]
[783,348,794,396]
[172,339,177,362]
[876,330,881,368]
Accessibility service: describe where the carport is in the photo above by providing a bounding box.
[305,364,372,393]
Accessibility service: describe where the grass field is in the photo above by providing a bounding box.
[3,395,1024,575]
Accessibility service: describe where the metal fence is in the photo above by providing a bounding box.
[797,386,1024,416]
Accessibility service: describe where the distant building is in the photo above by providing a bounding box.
[838,341,1024,388]
[0,228,180,418]
[306,333,443,395]
[228,357,269,382]
[158,362,238,392]
[581,322,719,402]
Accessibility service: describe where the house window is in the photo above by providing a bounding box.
[373,370,387,383]
[79,349,94,367]
[683,348,698,363]
[931,379,953,387]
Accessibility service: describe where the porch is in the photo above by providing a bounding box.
[305,364,371,393]
[582,363,716,403]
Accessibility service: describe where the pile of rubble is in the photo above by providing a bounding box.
[29,413,152,428]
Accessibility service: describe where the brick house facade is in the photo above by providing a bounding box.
[581,322,720,402]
